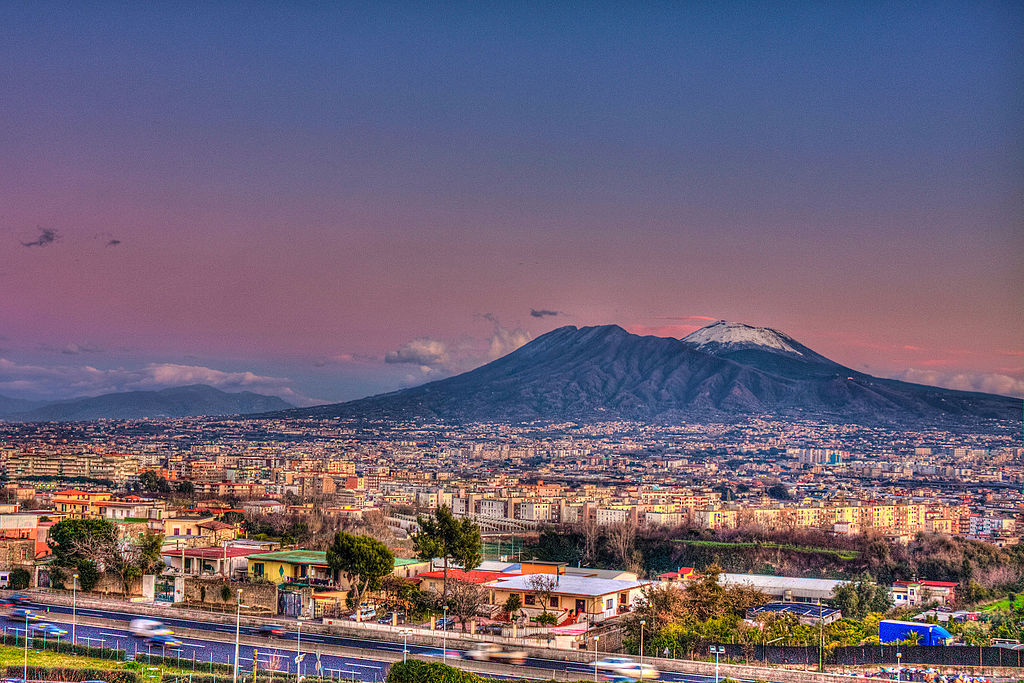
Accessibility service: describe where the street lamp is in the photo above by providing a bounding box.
[72,572,79,647]
[639,620,646,670]
[23,610,30,683]
[442,605,449,664]
[401,629,411,662]
[232,589,242,683]
[896,652,902,683]
[709,645,725,683]
[296,619,304,681]
[592,635,600,683]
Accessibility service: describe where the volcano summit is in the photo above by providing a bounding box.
[282,322,1021,426]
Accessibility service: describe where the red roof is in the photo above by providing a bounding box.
[167,547,261,559]
[894,580,958,588]
[417,569,517,584]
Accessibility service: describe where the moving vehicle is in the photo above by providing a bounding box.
[146,633,182,648]
[9,595,30,606]
[878,620,953,646]
[10,609,40,622]
[130,619,171,638]
[606,663,659,680]
[31,623,68,637]
[595,657,635,672]
[258,624,285,637]
[466,642,527,665]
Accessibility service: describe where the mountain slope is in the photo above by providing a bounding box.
[284,324,1021,425]
[4,384,293,422]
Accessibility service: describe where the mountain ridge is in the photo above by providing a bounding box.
[0,384,293,422]
[278,323,1021,425]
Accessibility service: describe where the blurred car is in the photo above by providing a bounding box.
[258,624,285,637]
[423,648,461,659]
[466,642,527,665]
[10,609,40,622]
[603,663,659,680]
[595,657,635,672]
[146,633,182,648]
[9,595,30,606]
[31,623,68,637]
[130,618,170,637]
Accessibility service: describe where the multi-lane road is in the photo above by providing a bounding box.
[8,601,755,683]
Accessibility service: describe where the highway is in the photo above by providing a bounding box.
[12,602,757,683]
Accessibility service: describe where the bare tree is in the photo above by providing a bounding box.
[607,521,637,569]
[580,515,600,566]
[527,573,559,614]
[445,578,489,632]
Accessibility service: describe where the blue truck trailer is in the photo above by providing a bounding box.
[879,620,953,646]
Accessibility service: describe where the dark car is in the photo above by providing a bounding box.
[9,595,30,606]
[258,624,285,637]
[147,633,182,648]
[11,608,40,621]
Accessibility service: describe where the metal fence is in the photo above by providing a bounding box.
[707,643,1024,668]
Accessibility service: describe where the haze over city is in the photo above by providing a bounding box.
[1,2,1021,406]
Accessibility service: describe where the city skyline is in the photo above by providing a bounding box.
[1,3,1021,404]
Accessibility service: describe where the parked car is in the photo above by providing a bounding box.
[377,611,405,625]
[466,642,527,665]
[146,633,182,648]
[130,619,170,638]
[476,623,504,636]
[258,624,285,637]
[349,607,376,621]
[31,623,68,637]
[434,617,455,630]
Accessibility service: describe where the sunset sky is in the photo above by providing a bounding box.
[1,2,1021,405]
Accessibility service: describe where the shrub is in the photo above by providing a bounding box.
[8,568,30,590]
[8,666,139,683]
[535,612,557,626]
[387,659,485,683]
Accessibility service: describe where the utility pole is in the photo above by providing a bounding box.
[232,589,242,683]
[639,620,646,670]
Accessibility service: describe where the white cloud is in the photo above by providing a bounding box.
[0,358,320,406]
[896,368,1024,398]
[384,338,452,370]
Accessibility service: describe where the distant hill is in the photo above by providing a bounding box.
[0,384,292,422]
[275,322,1021,426]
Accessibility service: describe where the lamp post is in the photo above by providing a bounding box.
[593,635,600,683]
[296,618,304,681]
[710,645,725,683]
[402,629,411,662]
[896,652,902,683]
[639,620,646,670]
[232,589,242,683]
[72,572,79,647]
[442,605,449,663]
[23,611,30,683]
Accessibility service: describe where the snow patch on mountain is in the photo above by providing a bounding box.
[682,321,804,356]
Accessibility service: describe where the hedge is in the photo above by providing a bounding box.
[7,665,139,683]
[386,660,555,683]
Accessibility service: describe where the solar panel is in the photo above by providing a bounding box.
[748,602,840,619]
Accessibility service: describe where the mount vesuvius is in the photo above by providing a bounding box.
[280,322,1022,426]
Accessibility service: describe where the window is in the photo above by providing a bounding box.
[524,594,536,606]
[605,598,614,610]
[550,596,559,608]
[253,563,264,576]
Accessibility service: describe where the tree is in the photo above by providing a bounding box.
[176,481,195,496]
[326,531,395,604]
[527,573,559,615]
[412,507,481,597]
[8,568,30,590]
[48,518,118,566]
[503,593,523,621]
[829,576,892,620]
[445,578,488,632]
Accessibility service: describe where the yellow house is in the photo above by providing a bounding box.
[247,550,333,585]
[51,490,112,519]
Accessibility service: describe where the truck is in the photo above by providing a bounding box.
[878,620,953,646]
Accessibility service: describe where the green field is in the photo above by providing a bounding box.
[671,538,861,561]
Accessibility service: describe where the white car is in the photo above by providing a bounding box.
[596,657,635,672]
[129,619,171,638]
[609,662,659,680]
